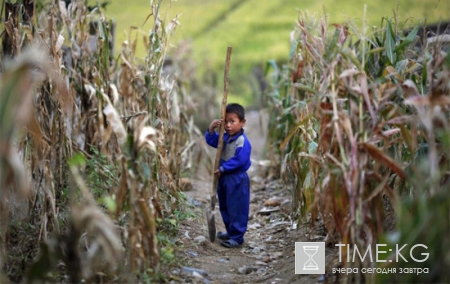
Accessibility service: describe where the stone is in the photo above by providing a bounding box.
[194,235,206,244]
[257,207,280,215]
[267,221,291,229]
[264,199,281,207]
[248,222,262,230]
[271,252,284,259]
[186,250,198,257]
[252,247,261,254]
[238,266,258,275]
[181,266,208,277]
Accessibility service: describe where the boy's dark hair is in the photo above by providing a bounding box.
[226,103,245,121]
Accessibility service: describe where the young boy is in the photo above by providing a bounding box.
[205,103,252,248]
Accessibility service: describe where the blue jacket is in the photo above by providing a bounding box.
[205,129,252,174]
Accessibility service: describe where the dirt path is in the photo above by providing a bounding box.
[173,110,328,283]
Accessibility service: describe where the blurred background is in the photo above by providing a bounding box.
[100,0,449,106]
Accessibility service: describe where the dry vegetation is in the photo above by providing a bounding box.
[265,10,450,283]
[0,0,208,282]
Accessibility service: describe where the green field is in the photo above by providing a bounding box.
[100,0,450,105]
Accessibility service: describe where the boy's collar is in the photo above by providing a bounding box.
[225,129,244,142]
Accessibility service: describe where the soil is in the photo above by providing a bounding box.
[172,110,335,284]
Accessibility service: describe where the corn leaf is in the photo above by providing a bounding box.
[385,20,397,65]
[361,142,407,179]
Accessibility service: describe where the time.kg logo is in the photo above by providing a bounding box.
[295,242,325,274]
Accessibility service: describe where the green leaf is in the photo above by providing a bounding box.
[340,48,363,71]
[264,59,279,76]
[385,20,397,64]
[168,219,177,226]
[142,164,151,181]
[68,153,86,167]
[394,25,418,53]
[289,39,298,61]
[98,20,105,41]
[367,46,385,55]
[308,141,318,154]
[445,51,450,69]
[293,83,318,94]
[405,25,419,43]
[102,196,117,213]
[421,58,428,87]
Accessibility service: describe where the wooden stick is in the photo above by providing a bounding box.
[211,46,232,210]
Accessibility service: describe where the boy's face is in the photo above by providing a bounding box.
[224,112,246,137]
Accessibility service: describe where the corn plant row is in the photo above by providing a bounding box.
[0,0,200,282]
[265,11,449,283]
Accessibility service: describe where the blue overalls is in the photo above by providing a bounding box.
[205,129,252,244]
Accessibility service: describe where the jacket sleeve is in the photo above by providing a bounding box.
[219,138,251,173]
[204,130,219,148]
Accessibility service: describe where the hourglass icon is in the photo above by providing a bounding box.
[303,245,319,270]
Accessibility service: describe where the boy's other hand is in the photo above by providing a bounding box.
[214,169,221,179]
[208,119,223,133]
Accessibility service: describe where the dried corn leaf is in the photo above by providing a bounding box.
[103,104,127,145]
[384,115,413,125]
[361,142,407,179]
[381,128,400,137]
[401,79,421,98]
[137,198,158,263]
[137,126,157,152]
[115,157,128,217]
[405,95,450,106]
[365,174,389,203]
[358,73,377,124]
[72,206,122,266]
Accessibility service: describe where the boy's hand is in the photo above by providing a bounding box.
[208,119,223,133]
[214,169,221,179]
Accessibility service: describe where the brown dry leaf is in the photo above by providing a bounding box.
[358,73,377,124]
[59,0,68,20]
[361,142,407,179]
[1,47,49,198]
[381,128,400,138]
[115,157,128,217]
[72,206,122,267]
[339,68,359,79]
[109,83,119,105]
[404,96,431,106]
[384,115,414,125]
[365,174,389,203]
[103,104,127,146]
[55,34,64,53]
[3,148,30,199]
[137,198,159,263]
[384,66,402,82]
[431,95,450,106]
[340,114,354,140]
[401,79,421,98]
[137,126,157,152]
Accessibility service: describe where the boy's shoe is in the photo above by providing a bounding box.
[216,231,229,240]
[220,239,241,248]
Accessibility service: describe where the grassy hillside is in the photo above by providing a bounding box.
[101,0,450,105]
